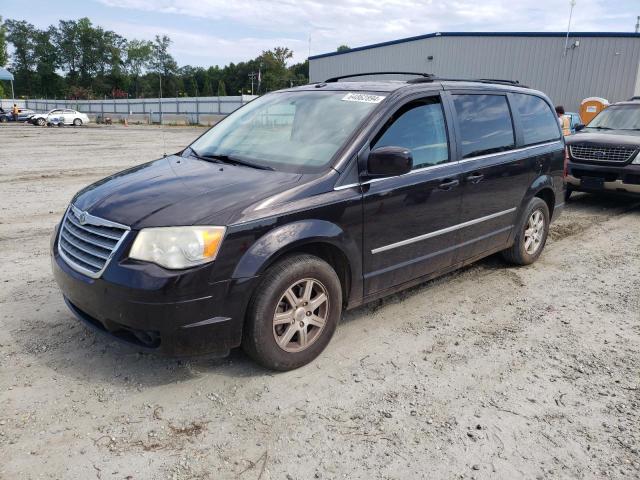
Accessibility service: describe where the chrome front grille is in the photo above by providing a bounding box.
[570,144,637,163]
[58,205,129,278]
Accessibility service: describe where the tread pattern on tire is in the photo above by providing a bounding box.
[502,197,550,266]
[242,253,342,371]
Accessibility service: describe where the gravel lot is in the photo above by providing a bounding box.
[1,124,639,479]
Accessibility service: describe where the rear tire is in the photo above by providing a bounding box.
[243,253,342,371]
[502,197,550,266]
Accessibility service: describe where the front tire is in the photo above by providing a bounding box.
[37,118,46,126]
[73,118,82,126]
[502,197,550,265]
[243,253,342,371]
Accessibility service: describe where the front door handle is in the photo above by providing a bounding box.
[438,179,460,190]
[465,173,484,184]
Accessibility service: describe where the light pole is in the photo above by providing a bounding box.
[248,72,257,95]
[564,0,577,56]
[158,72,163,124]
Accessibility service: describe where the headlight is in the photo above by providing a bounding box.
[633,154,640,165]
[129,226,226,269]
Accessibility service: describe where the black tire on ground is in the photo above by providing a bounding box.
[37,118,46,126]
[242,253,342,371]
[564,186,572,202]
[73,118,82,126]
[0,116,7,123]
[57,121,64,127]
[502,197,550,266]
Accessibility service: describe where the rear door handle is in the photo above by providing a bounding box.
[465,173,484,184]
[438,179,460,190]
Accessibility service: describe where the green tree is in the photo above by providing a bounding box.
[336,45,350,52]
[217,79,226,96]
[5,19,37,94]
[33,27,63,98]
[0,17,8,66]
[125,39,153,98]
[150,34,178,96]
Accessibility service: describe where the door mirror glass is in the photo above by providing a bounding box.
[367,146,413,177]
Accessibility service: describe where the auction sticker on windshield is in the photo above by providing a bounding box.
[341,93,386,104]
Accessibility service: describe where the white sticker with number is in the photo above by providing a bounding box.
[341,93,386,104]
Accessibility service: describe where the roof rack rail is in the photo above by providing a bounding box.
[406,76,529,88]
[475,78,527,87]
[324,72,434,82]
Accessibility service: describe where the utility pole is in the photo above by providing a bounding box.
[158,73,163,124]
[635,16,639,33]
[248,72,257,95]
[564,0,577,56]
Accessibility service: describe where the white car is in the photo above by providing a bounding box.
[30,109,90,127]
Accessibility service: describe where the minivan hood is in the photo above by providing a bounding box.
[567,129,640,147]
[72,155,301,228]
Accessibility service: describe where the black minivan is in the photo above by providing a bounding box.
[52,75,565,370]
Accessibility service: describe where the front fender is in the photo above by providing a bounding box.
[231,219,362,303]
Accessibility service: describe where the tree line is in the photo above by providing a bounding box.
[0,16,309,99]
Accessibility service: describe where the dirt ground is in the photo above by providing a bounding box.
[1,124,639,480]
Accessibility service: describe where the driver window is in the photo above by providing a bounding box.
[372,97,449,170]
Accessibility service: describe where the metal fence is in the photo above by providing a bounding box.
[1,95,257,124]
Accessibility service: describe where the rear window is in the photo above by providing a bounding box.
[512,94,560,146]
[452,94,515,158]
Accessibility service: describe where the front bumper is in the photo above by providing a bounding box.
[51,226,257,357]
[566,161,640,195]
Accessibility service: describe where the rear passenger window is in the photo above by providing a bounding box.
[513,94,561,145]
[452,94,515,158]
[372,97,448,169]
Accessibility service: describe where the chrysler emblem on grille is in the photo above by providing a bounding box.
[78,211,88,225]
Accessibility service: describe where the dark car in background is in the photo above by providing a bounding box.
[51,74,565,370]
[0,107,36,123]
[566,100,640,199]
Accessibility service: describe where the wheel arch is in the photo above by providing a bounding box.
[231,219,362,308]
[523,174,556,219]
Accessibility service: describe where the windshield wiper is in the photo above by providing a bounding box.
[203,152,274,171]
[187,147,273,170]
[187,147,223,164]
[587,126,613,130]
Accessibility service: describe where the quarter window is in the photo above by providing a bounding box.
[372,97,449,170]
[452,94,515,158]
[513,94,561,146]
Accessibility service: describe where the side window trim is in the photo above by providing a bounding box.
[506,92,525,147]
[364,91,453,172]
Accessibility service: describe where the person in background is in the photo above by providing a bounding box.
[555,105,571,136]
[11,104,19,122]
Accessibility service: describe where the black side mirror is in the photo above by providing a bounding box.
[366,146,413,177]
[574,124,585,132]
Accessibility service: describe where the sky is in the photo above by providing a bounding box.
[2,0,639,67]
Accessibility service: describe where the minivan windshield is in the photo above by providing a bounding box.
[587,105,640,131]
[188,90,385,173]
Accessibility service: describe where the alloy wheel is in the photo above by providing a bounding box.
[524,209,545,255]
[272,278,329,353]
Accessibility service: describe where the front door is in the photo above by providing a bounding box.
[362,94,463,296]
